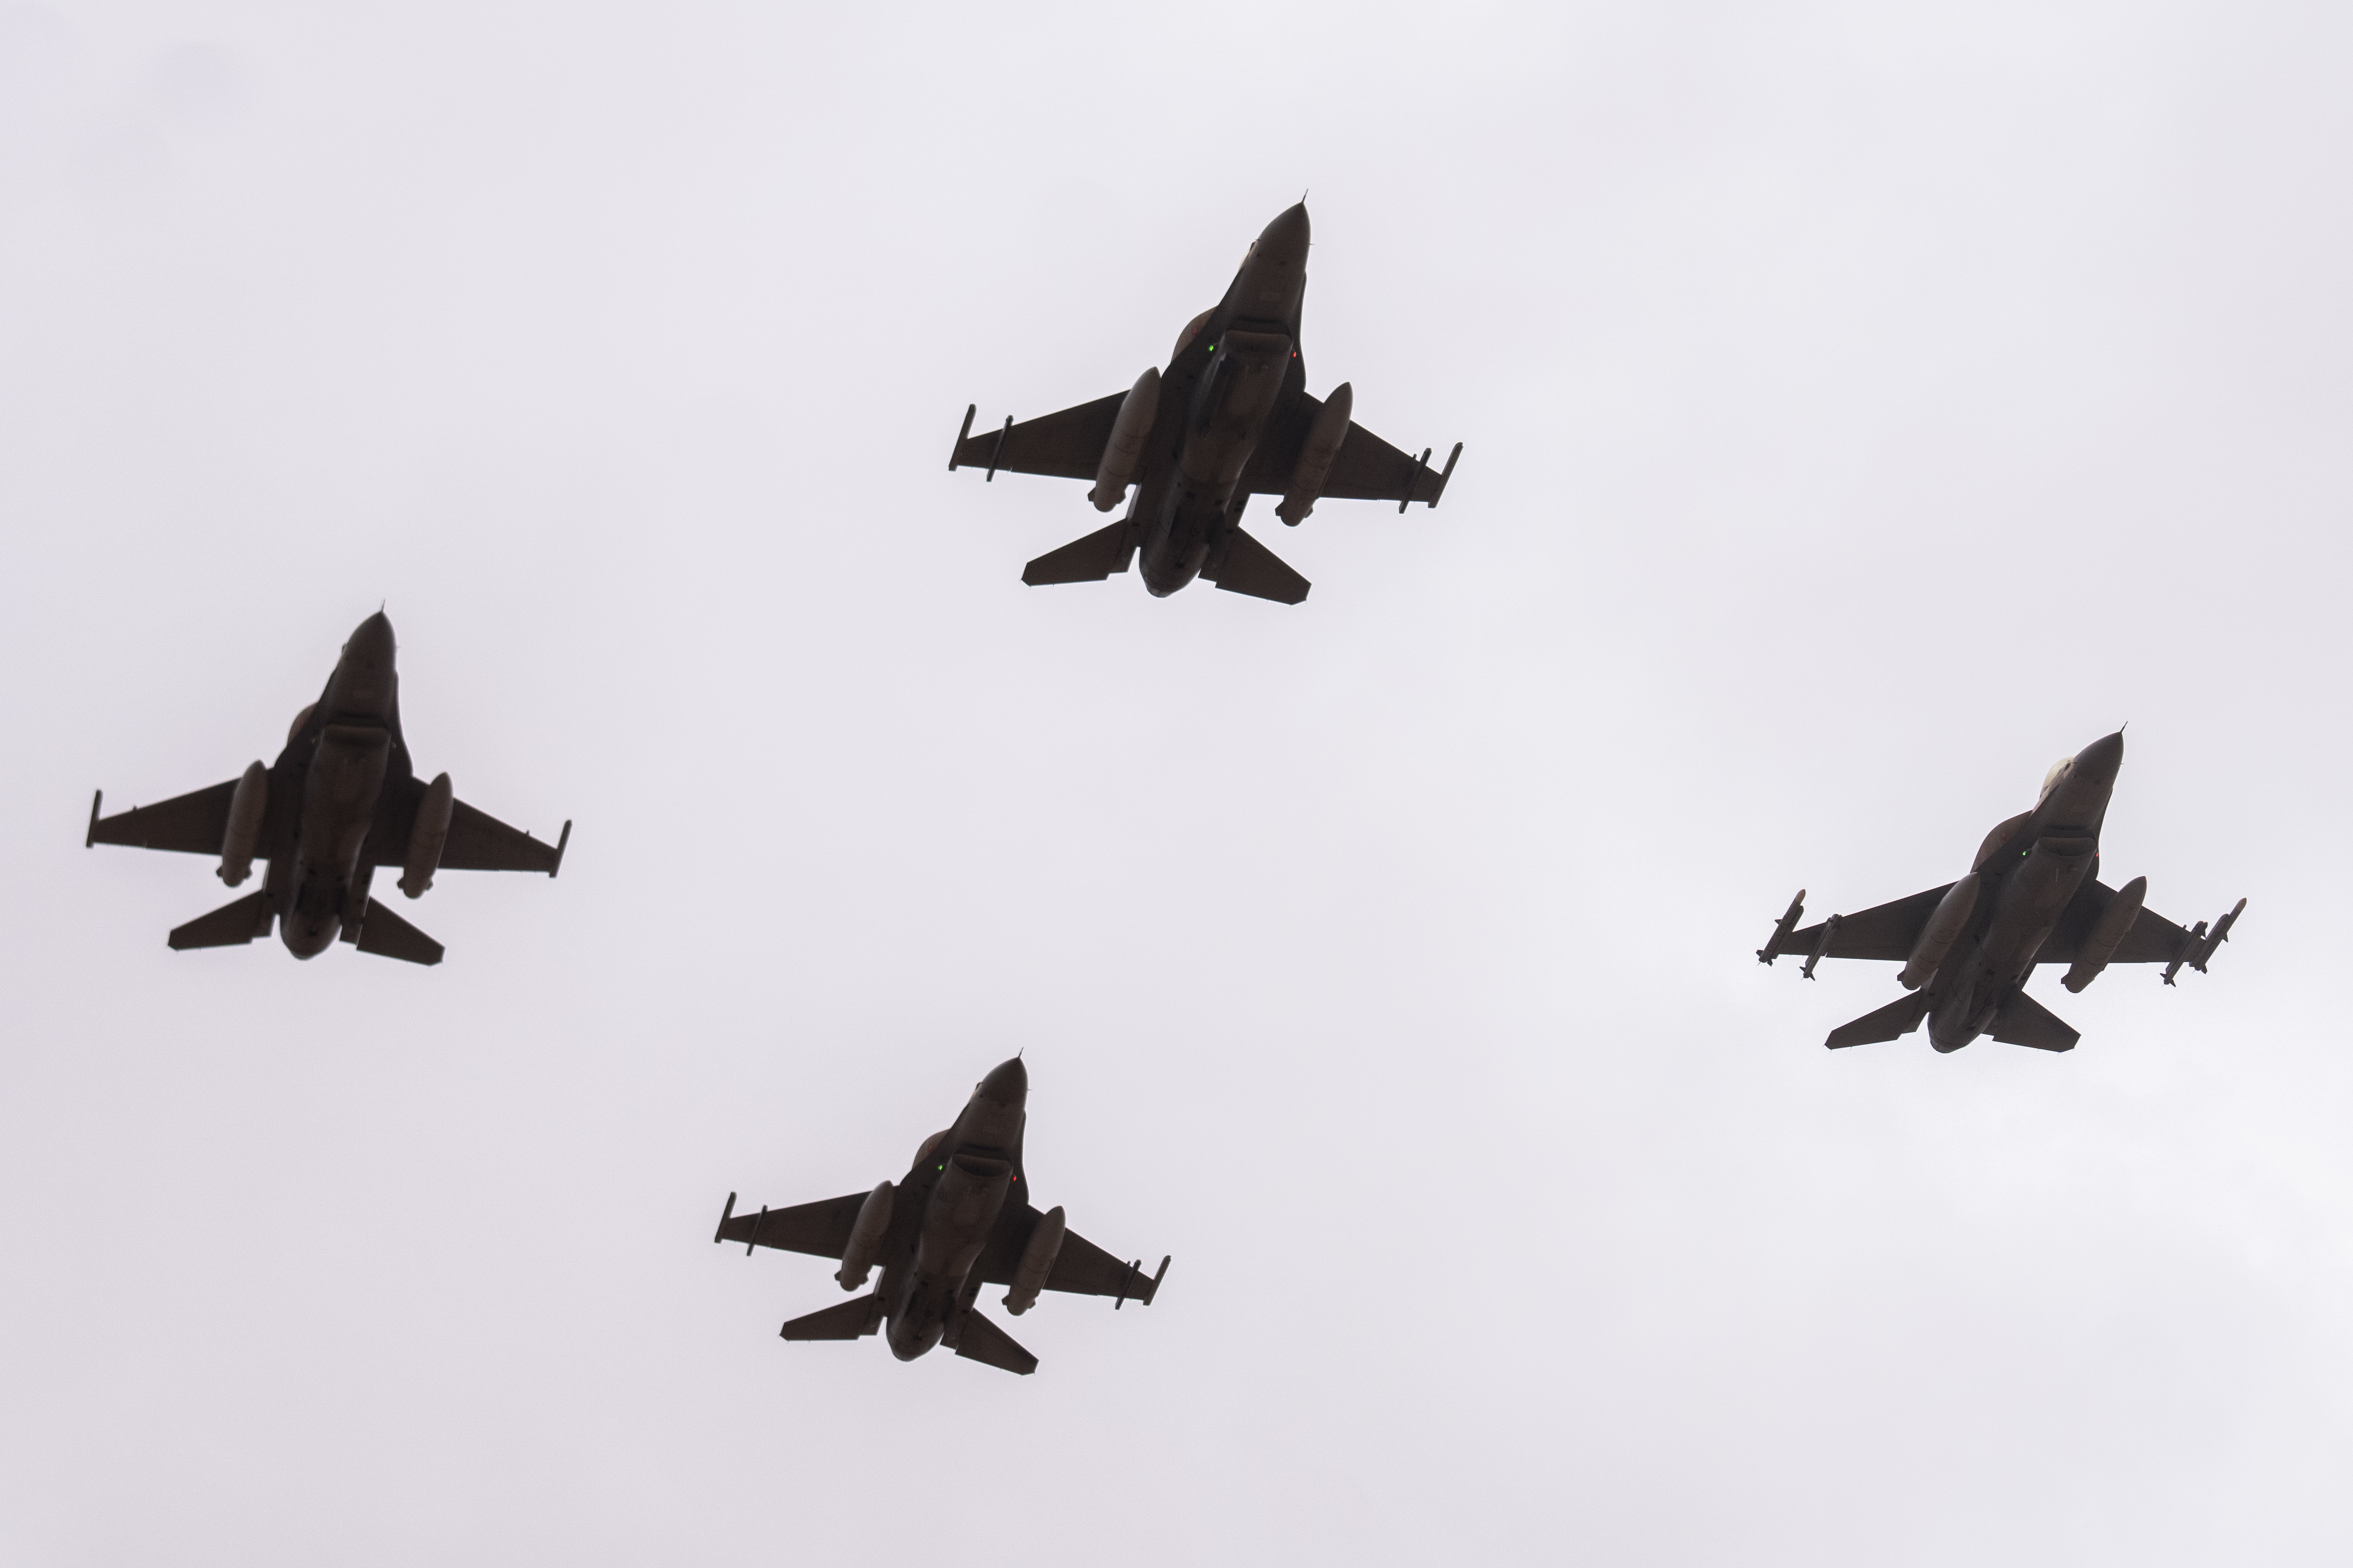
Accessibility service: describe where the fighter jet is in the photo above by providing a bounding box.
[1757,731,2245,1052]
[712,1058,1168,1376]
[948,202,1462,604]
[85,611,569,966]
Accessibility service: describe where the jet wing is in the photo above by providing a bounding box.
[975,1204,1163,1301]
[2037,879,2197,966]
[713,1192,869,1259]
[87,781,238,855]
[950,393,1127,481]
[1783,883,1954,963]
[366,789,566,875]
[1241,392,1451,506]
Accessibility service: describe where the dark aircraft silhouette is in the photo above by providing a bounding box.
[1758,731,2245,1052]
[949,202,1461,604]
[85,612,569,966]
[712,1058,1168,1376]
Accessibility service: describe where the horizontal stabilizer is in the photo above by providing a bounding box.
[167,891,273,950]
[951,1308,1037,1375]
[351,898,443,966]
[1825,990,1930,1050]
[1023,520,1136,586]
[1991,990,2078,1052]
[1204,526,1310,605]
[780,1292,883,1341]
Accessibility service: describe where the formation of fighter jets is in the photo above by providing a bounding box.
[75,203,2246,1375]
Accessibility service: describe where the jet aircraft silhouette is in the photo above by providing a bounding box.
[86,612,569,965]
[713,1058,1167,1376]
[950,202,1461,604]
[1758,731,2244,1052]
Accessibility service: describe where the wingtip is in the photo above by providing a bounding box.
[85,789,101,848]
[550,820,572,878]
[1431,441,1463,507]
[714,1191,736,1244]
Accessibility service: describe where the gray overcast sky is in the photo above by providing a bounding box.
[2,2,2348,1563]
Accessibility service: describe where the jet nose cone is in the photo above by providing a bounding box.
[346,611,396,660]
[976,1057,1028,1106]
[2074,730,2125,784]
[1258,202,1311,264]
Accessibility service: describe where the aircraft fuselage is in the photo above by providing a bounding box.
[1131,204,1312,596]
[1924,731,2122,1050]
[879,1059,1029,1361]
[264,613,417,958]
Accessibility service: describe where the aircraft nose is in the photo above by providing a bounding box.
[1257,202,1310,266]
[2073,730,2125,785]
[345,611,396,663]
[976,1057,1028,1106]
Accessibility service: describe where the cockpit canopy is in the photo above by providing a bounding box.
[2038,756,2073,803]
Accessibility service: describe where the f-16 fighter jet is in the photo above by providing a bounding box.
[712,1058,1168,1376]
[1757,731,2245,1053]
[948,202,1462,605]
[85,611,569,966]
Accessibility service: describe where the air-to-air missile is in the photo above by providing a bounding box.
[1758,731,2244,1052]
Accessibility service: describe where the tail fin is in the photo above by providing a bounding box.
[1824,990,1930,1050]
[780,1292,884,1341]
[1204,526,1311,604]
[1991,990,2078,1052]
[1023,521,1135,585]
[349,897,443,966]
[950,1308,1038,1375]
[167,892,273,950]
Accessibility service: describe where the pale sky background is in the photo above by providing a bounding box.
[2,3,2348,1564]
